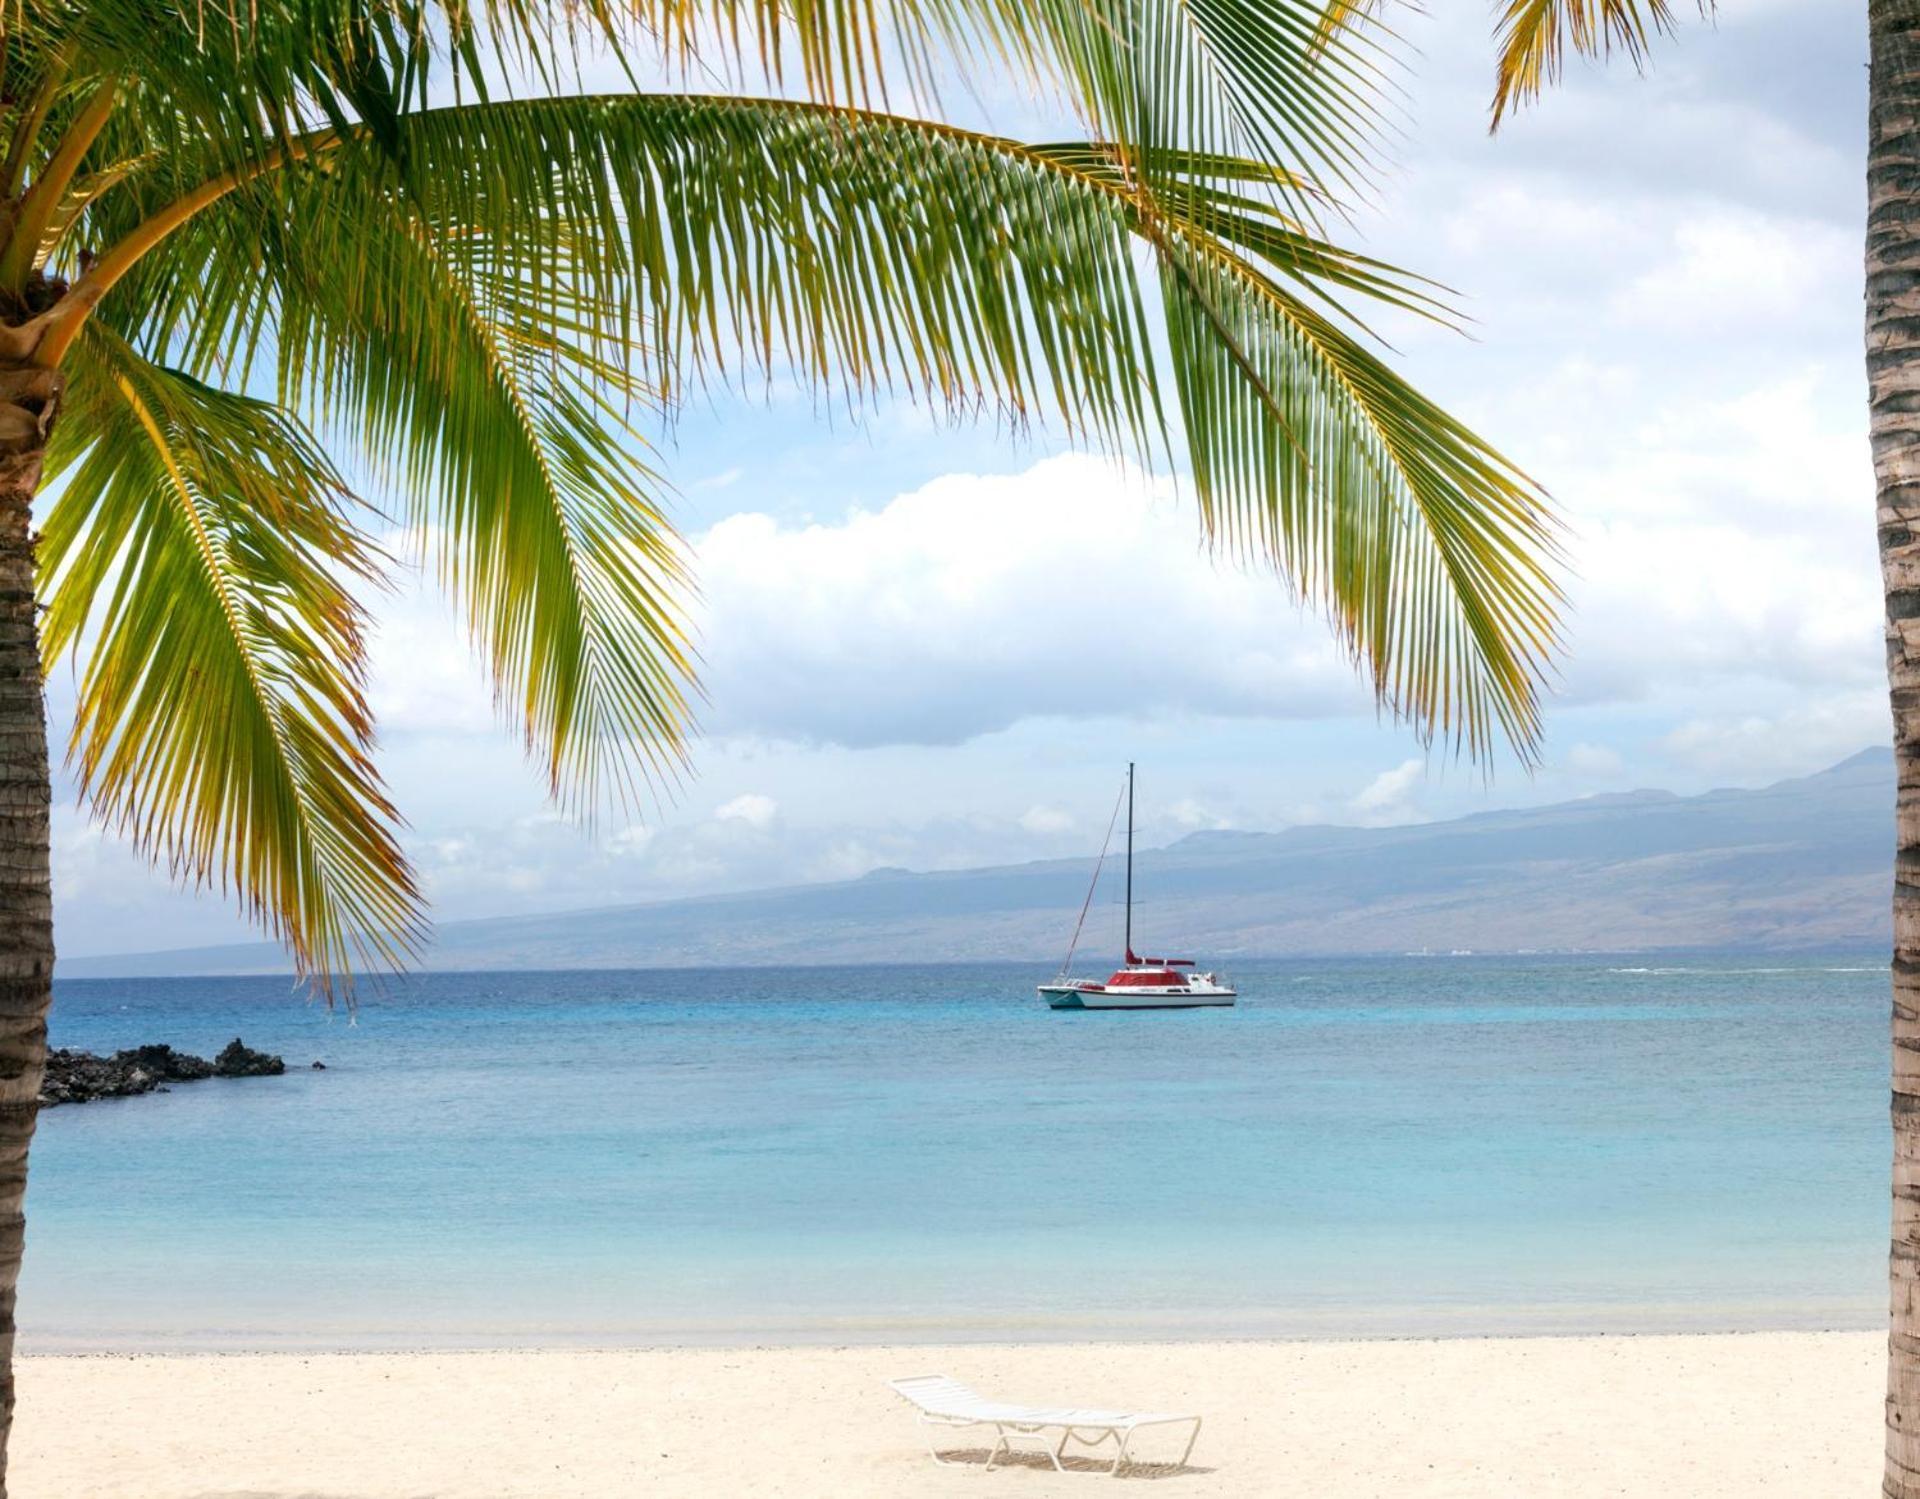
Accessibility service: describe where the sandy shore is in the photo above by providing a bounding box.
[11,1331,1881,1497]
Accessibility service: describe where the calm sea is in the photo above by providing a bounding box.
[20,956,1889,1350]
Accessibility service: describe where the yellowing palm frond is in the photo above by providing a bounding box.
[1492,0,1709,127]
[40,326,423,983]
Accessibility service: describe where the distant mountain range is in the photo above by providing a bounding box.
[60,748,1896,977]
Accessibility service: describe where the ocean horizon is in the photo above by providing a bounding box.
[22,955,1888,1352]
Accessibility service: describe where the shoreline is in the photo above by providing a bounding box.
[16,1300,1884,1355]
[16,1321,1891,1362]
[14,1330,1883,1496]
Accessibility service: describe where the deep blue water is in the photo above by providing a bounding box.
[20,956,1890,1349]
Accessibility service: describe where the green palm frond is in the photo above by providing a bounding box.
[266,190,699,813]
[39,326,423,981]
[6,0,519,163]
[9,0,1396,244]
[624,0,1396,219]
[1158,243,1557,753]
[143,92,1547,764]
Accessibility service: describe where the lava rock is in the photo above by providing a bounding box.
[40,1049,153,1105]
[40,1038,286,1105]
[213,1038,284,1078]
[119,1043,213,1082]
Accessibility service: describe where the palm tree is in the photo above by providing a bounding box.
[1331,0,1906,1490]
[0,1,1562,1491]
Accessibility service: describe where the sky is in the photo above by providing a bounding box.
[48,1,1879,959]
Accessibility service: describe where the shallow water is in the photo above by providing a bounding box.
[21,956,1888,1349]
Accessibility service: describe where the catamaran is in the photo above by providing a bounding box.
[1037,763,1237,1011]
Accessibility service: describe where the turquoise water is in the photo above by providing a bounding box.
[21,957,1889,1349]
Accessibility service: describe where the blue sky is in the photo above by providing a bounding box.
[48,1,1879,958]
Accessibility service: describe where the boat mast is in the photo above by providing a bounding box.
[1125,762,1134,962]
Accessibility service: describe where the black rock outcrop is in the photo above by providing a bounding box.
[213,1038,284,1077]
[40,1039,287,1106]
[121,1044,213,1081]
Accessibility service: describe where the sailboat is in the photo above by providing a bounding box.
[1037,764,1237,1011]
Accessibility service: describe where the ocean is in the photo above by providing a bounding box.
[21,956,1889,1350]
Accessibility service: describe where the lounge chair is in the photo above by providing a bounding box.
[887,1373,1203,1476]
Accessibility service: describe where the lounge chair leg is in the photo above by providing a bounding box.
[1178,1416,1203,1468]
[919,1415,978,1468]
[1109,1429,1134,1477]
[1004,1423,1064,1472]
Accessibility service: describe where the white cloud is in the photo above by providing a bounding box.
[1611,211,1853,337]
[1660,693,1890,778]
[1018,805,1074,835]
[713,792,779,829]
[1533,370,1879,711]
[1351,759,1427,825]
[354,376,1880,781]
[364,576,494,737]
[1565,511,1878,703]
[607,824,657,857]
[690,454,1371,748]
[1165,798,1233,831]
[1565,742,1625,778]
[806,840,888,882]
[675,382,1877,752]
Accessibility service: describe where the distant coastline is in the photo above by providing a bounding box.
[57,748,1893,979]
[52,945,1894,985]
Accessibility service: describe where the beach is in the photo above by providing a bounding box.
[23,965,1888,1494]
[12,1331,1881,1497]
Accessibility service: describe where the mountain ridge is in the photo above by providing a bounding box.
[59,747,1896,977]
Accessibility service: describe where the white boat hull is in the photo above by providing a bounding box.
[1038,982,1236,1011]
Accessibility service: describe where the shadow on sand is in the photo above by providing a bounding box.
[187,1492,428,1499]
[929,1445,1215,1480]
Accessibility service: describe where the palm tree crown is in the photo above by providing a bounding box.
[0,0,1562,980]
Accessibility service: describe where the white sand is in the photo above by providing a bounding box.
[11,1331,1881,1497]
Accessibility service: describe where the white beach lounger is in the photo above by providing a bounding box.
[887,1373,1202,1476]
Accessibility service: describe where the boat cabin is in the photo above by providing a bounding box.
[1104,956,1194,987]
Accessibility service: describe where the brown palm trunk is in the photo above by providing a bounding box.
[0,353,58,1499]
[1874,6,1920,1495]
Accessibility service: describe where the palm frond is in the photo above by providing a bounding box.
[1492,0,1709,127]
[14,0,1403,242]
[115,93,1554,762]
[39,325,423,983]
[5,0,1571,992]
[631,0,1398,219]
[1158,242,1559,755]
[268,184,697,814]
[1313,0,1387,49]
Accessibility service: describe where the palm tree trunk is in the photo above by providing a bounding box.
[1874,6,1920,1495]
[0,354,58,1499]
